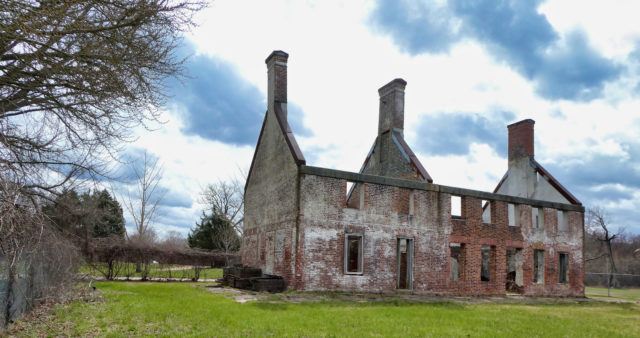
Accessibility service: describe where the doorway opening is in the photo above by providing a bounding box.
[506,247,523,293]
[396,238,414,290]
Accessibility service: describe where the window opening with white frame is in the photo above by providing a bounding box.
[344,233,363,274]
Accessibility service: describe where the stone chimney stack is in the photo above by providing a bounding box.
[266,50,288,117]
[378,78,407,135]
[508,119,535,164]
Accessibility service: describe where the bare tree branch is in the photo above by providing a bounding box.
[1,0,206,199]
[123,151,165,244]
[585,253,609,262]
[199,176,245,235]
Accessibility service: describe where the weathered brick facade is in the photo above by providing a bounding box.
[242,51,585,296]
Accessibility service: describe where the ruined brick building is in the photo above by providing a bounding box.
[242,50,585,296]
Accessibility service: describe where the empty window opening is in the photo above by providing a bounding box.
[533,250,545,284]
[558,210,569,232]
[397,238,414,289]
[346,181,364,209]
[481,245,493,282]
[559,252,569,284]
[451,196,461,218]
[344,233,363,274]
[449,243,464,281]
[482,200,491,224]
[506,248,523,292]
[532,207,544,229]
[345,181,354,206]
[508,204,519,226]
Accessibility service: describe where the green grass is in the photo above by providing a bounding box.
[586,287,640,301]
[80,263,222,280]
[11,282,640,337]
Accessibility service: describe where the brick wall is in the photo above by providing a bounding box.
[242,107,299,284]
[508,119,535,162]
[293,174,584,296]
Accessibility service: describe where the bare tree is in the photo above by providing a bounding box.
[214,223,241,254]
[123,151,165,244]
[587,206,623,288]
[1,0,206,199]
[160,230,188,250]
[200,175,245,235]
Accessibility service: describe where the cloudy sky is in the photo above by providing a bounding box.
[119,0,640,237]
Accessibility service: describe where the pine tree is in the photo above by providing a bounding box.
[188,211,240,252]
[93,189,126,238]
[44,189,126,253]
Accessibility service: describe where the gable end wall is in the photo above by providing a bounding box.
[242,108,299,284]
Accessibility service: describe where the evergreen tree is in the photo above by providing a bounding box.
[44,189,83,238]
[188,211,240,252]
[93,189,126,238]
[44,189,126,252]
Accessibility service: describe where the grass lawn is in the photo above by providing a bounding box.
[586,286,640,301]
[80,264,223,280]
[10,282,640,337]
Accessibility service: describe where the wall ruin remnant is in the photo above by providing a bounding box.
[242,50,585,296]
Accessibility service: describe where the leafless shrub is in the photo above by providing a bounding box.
[0,181,81,329]
[87,240,239,281]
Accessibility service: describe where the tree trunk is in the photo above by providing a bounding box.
[606,240,618,288]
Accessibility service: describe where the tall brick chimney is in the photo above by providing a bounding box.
[378,78,407,135]
[266,50,288,117]
[508,119,535,163]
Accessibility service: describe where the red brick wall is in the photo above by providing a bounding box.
[292,174,584,296]
[508,119,534,162]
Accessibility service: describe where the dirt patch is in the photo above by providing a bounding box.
[203,284,259,303]
[121,281,154,285]
[201,283,623,305]
[587,296,640,305]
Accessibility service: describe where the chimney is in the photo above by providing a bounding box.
[508,119,535,163]
[265,50,288,117]
[378,78,407,135]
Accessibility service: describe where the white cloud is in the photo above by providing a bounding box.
[540,0,640,58]
[122,0,640,234]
